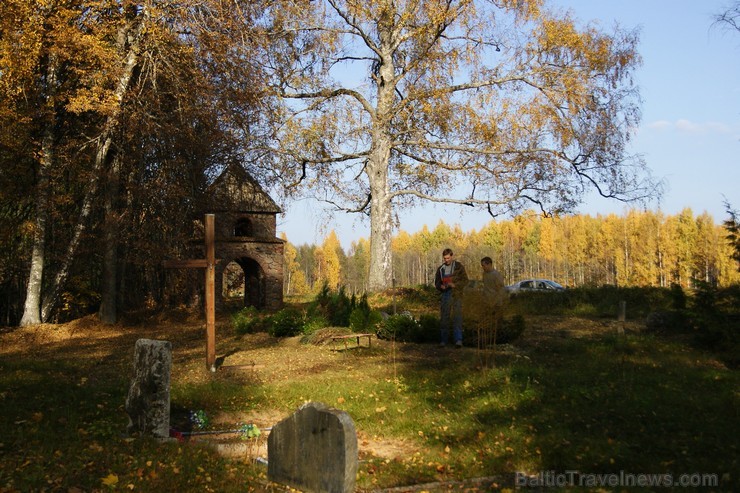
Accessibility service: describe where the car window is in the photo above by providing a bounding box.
[521,281,532,289]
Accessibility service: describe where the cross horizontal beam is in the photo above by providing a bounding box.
[161,214,218,371]
[163,259,220,269]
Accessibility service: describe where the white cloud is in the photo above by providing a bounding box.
[646,119,735,135]
[647,120,672,130]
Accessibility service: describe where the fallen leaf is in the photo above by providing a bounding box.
[101,473,118,486]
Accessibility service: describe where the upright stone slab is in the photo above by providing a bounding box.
[268,402,358,493]
[125,339,172,438]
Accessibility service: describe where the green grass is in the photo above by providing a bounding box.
[251,334,737,490]
[1,288,738,491]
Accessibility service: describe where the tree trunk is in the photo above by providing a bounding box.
[366,39,397,292]
[99,153,122,324]
[367,189,393,291]
[19,129,52,326]
[41,16,143,321]
[366,113,394,291]
[19,56,58,326]
[41,131,112,320]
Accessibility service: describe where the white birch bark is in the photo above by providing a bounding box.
[41,16,144,321]
[19,56,58,326]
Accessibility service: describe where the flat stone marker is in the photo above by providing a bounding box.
[268,401,358,493]
[124,339,172,438]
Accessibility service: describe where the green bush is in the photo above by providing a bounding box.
[231,306,263,335]
[670,283,687,310]
[302,315,329,335]
[461,314,526,345]
[376,314,421,342]
[689,281,738,356]
[268,307,304,338]
[349,294,382,333]
[644,309,690,334]
[497,314,526,344]
[313,284,355,327]
[507,286,674,319]
[417,314,440,343]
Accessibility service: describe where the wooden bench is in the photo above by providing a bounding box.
[330,333,374,350]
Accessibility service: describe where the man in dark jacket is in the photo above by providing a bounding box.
[434,248,469,347]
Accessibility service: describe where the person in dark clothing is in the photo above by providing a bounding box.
[434,248,469,346]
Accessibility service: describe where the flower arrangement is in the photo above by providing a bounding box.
[238,423,261,440]
[189,409,209,430]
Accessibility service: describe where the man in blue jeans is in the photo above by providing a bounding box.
[434,248,469,347]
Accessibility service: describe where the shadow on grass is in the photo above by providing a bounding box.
[1,315,736,492]
[389,332,736,490]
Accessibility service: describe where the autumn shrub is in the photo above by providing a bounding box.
[461,314,526,345]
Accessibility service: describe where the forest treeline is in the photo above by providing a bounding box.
[2,1,738,327]
[283,208,740,296]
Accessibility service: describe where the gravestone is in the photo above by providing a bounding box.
[268,402,358,493]
[124,339,172,438]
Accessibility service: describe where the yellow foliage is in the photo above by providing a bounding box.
[100,473,118,486]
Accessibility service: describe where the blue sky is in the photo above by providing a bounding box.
[277,0,740,247]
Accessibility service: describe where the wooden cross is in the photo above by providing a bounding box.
[163,214,218,371]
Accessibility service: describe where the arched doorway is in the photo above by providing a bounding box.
[222,261,245,300]
[222,257,266,309]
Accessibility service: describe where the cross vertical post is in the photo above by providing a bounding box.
[205,214,216,371]
[163,214,219,372]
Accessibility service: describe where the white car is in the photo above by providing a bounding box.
[507,279,565,292]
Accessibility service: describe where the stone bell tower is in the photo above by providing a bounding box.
[206,164,284,311]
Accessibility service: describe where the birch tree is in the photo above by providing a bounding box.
[4,0,265,324]
[261,0,659,290]
[1,0,116,325]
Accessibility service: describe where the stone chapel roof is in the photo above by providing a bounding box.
[208,164,282,214]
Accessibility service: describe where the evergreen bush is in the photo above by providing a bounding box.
[376,314,422,342]
[348,293,382,333]
[231,306,263,335]
[417,314,440,343]
[267,307,304,338]
[301,315,329,335]
[313,283,355,326]
[497,315,526,344]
